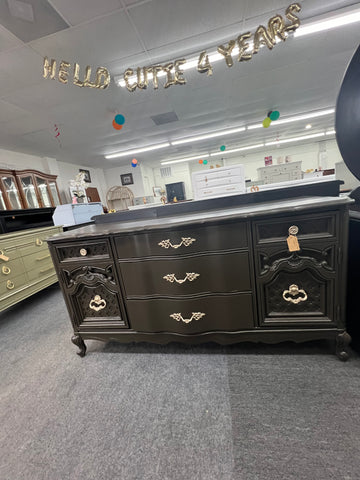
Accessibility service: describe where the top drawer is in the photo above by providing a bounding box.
[114,221,248,259]
[253,212,337,245]
[56,239,111,263]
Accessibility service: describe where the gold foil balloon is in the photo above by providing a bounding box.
[152,65,162,89]
[268,15,287,42]
[163,63,175,88]
[174,59,186,85]
[124,68,137,92]
[73,63,84,87]
[197,51,213,75]
[253,26,274,54]
[285,3,301,32]
[84,66,97,88]
[217,40,236,67]
[237,32,253,61]
[43,57,56,80]
[136,67,148,89]
[58,60,71,84]
[95,67,110,89]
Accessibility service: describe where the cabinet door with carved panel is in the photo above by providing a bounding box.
[253,211,344,328]
[57,262,128,332]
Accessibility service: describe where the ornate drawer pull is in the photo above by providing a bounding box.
[170,312,205,324]
[158,237,196,249]
[35,238,43,246]
[163,272,200,284]
[89,294,107,312]
[282,284,308,304]
[288,225,299,235]
[2,266,11,275]
[80,248,88,256]
[0,250,9,262]
[6,280,15,290]
[36,254,51,261]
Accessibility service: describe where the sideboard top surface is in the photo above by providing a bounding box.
[46,195,352,242]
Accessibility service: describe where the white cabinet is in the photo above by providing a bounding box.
[192,165,246,200]
[257,161,302,184]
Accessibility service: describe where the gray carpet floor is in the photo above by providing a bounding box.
[0,285,359,480]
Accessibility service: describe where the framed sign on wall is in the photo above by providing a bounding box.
[120,173,134,186]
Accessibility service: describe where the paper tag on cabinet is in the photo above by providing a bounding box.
[287,234,300,252]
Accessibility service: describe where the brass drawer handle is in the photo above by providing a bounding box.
[37,253,51,261]
[2,266,11,275]
[35,238,43,246]
[6,280,15,290]
[158,237,196,249]
[80,248,88,256]
[170,312,205,324]
[163,272,200,284]
[40,266,54,273]
[282,284,308,304]
[89,294,107,312]
[0,250,9,262]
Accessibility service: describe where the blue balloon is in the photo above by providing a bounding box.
[131,163,137,167]
[114,114,125,125]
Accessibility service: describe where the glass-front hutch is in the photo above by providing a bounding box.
[0,169,61,211]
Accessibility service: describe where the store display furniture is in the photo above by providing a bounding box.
[47,183,351,360]
[257,161,302,185]
[0,225,62,312]
[0,168,61,210]
[192,165,246,200]
[52,203,104,228]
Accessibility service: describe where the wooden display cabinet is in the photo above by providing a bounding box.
[0,169,61,211]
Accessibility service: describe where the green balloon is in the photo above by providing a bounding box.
[220,145,226,151]
[269,110,280,121]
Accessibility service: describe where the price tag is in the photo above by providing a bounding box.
[287,234,300,252]
[0,253,9,261]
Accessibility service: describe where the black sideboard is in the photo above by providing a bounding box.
[47,193,352,360]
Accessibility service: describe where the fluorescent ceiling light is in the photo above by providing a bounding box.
[105,142,170,159]
[265,132,325,146]
[274,109,334,126]
[295,8,360,37]
[247,123,263,130]
[326,129,336,135]
[171,126,246,146]
[161,154,209,165]
[210,143,264,156]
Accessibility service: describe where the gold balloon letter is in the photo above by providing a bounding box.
[163,63,175,88]
[237,32,252,62]
[58,60,71,84]
[217,40,236,67]
[124,68,137,92]
[83,66,97,88]
[253,25,274,54]
[174,59,186,85]
[197,51,213,76]
[43,57,56,80]
[285,3,301,32]
[73,63,84,87]
[268,15,287,42]
[136,67,148,89]
[152,65,162,89]
[95,67,110,89]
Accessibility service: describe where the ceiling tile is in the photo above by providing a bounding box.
[50,0,123,26]
[0,23,23,52]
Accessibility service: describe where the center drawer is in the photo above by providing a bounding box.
[126,293,254,334]
[119,251,251,296]
[114,221,248,258]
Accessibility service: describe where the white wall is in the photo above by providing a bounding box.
[103,163,146,201]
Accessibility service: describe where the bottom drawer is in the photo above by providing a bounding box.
[126,294,254,334]
[0,274,28,297]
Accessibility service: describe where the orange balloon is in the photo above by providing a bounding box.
[132,158,138,164]
[112,120,123,130]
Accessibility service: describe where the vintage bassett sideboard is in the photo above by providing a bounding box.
[47,183,352,360]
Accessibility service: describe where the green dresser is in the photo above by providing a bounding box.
[0,225,62,312]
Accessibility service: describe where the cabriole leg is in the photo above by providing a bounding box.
[336,331,351,361]
[71,334,86,357]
